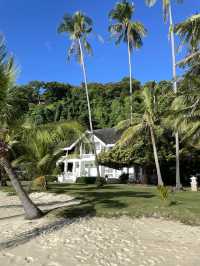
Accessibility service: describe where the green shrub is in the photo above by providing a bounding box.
[76,176,105,185]
[46,175,57,183]
[106,178,120,184]
[119,173,129,184]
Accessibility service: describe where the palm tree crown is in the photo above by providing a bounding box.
[0,36,17,127]
[58,11,93,62]
[175,13,200,51]
[109,1,146,50]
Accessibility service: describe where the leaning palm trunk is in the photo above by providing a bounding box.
[149,126,164,186]
[127,35,133,125]
[169,3,182,189]
[0,158,43,219]
[78,38,101,186]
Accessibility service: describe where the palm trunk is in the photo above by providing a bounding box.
[78,38,101,186]
[169,3,182,189]
[127,36,133,125]
[149,126,164,186]
[0,157,43,219]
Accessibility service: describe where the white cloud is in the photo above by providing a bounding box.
[44,41,53,52]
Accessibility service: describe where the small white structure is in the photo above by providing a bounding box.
[190,176,198,192]
[57,128,137,183]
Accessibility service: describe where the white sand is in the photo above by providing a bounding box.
[0,191,200,266]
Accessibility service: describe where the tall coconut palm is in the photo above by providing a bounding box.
[118,87,164,185]
[58,12,102,186]
[145,0,182,189]
[0,36,43,219]
[109,1,146,124]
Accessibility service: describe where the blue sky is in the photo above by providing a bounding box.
[0,0,199,85]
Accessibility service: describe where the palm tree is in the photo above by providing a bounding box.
[58,12,102,186]
[0,36,43,219]
[109,0,146,124]
[145,0,182,189]
[170,74,200,146]
[14,121,83,189]
[175,13,200,66]
[118,87,164,185]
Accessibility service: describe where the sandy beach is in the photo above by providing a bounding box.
[0,191,200,266]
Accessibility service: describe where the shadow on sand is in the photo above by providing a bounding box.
[0,202,96,251]
[0,184,156,250]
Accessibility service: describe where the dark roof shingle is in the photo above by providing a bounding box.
[93,128,122,144]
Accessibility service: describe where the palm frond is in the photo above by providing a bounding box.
[128,21,147,50]
[58,11,93,63]
[118,124,145,145]
[82,37,93,55]
[175,13,200,51]
[109,1,134,23]
[109,2,146,49]
[0,35,18,126]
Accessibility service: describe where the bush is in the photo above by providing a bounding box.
[119,173,129,184]
[76,176,105,185]
[46,175,57,183]
[106,178,120,184]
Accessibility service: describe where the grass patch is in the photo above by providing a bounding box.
[1,183,200,225]
[47,183,200,225]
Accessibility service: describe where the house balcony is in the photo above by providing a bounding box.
[66,153,96,161]
[81,153,95,159]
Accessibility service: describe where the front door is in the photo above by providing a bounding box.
[84,162,97,177]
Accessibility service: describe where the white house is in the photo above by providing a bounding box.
[57,128,137,183]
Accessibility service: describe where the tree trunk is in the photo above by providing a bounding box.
[127,36,133,125]
[149,126,164,186]
[78,38,102,187]
[142,166,149,184]
[0,157,43,219]
[0,168,7,186]
[169,2,182,190]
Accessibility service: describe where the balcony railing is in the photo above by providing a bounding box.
[82,153,95,159]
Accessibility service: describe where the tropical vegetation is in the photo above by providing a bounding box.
[0,0,199,220]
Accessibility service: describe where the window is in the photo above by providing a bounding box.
[105,167,114,174]
[83,143,93,154]
[95,142,101,150]
[59,163,64,172]
[85,162,95,168]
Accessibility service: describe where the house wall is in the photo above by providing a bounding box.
[57,134,136,183]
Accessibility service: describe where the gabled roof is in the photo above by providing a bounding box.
[93,128,122,145]
[63,128,122,151]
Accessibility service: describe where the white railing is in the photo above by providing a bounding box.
[82,154,95,159]
[58,172,75,183]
